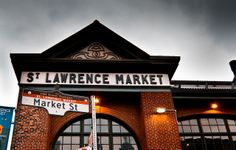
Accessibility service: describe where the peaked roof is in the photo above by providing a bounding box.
[11,20,180,82]
[41,20,150,59]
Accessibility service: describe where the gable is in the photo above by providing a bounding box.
[41,20,150,60]
[68,42,121,60]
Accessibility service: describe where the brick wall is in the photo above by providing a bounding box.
[12,91,182,150]
[11,104,50,150]
[141,92,181,150]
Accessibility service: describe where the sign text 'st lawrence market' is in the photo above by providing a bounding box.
[20,72,170,86]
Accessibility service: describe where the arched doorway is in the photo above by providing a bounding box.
[53,115,140,150]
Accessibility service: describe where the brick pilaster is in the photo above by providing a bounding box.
[141,92,181,150]
[11,104,50,150]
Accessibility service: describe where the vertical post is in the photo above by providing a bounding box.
[91,95,97,150]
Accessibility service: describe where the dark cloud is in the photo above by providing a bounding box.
[0,0,236,107]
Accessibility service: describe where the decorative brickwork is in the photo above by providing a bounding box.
[11,104,50,150]
[141,92,181,150]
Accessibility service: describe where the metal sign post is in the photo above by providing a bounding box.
[91,95,97,150]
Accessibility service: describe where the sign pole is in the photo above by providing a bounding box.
[91,95,97,150]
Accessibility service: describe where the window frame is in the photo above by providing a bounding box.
[178,115,236,150]
[52,114,141,150]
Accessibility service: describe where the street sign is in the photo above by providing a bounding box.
[21,89,89,116]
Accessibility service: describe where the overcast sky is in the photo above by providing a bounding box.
[1,0,236,107]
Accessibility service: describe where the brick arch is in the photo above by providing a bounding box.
[50,106,142,149]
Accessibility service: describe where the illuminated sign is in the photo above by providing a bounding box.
[20,72,170,86]
[21,89,89,116]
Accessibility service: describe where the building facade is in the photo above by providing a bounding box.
[10,21,236,150]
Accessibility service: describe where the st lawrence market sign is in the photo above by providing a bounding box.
[20,72,170,86]
[21,89,89,116]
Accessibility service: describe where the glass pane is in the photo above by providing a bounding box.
[130,136,136,144]
[84,119,92,124]
[113,137,121,144]
[114,145,120,149]
[218,126,227,132]
[221,136,229,140]
[182,120,189,125]
[190,119,198,125]
[84,125,92,132]
[101,119,108,124]
[232,136,236,141]
[210,126,219,132]
[100,136,109,144]
[229,126,236,132]
[227,119,235,125]
[113,126,120,133]
[191,126,199,133]
[72,136,80,144]
[63,136,71,144]
[213,136,220,139]
[183,126,191,133]
[122,136,130,143]
[84,136,89,144]
[72,125,80,132]
[101,126,108,132]
[112,121,119,125]
[121,126,128,133]
[209,119,217,125]
[202,126,211,132]
[216,119,224,125]
[57,136,62,143]
[102,145,109,150]
[72,145,80,150]
[63,145,70,149]
[96,126,101,133]
[74,121,80,125]
[201,119,209,125]
[64,126,72,132]
[96,119,101,125]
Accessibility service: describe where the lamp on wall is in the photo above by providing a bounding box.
[156,107,178,122]
[156,107,167,113]
[156,107,176,114]
[210,103,219,109]
[95,97,100,104]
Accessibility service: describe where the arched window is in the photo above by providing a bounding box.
[53,116,140,150]
[178,116,236,150]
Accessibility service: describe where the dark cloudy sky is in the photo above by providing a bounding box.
[1,0,236,107]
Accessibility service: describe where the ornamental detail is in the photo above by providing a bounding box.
[69,42,121,60]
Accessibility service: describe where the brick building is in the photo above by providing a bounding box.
[10,21,236,150]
